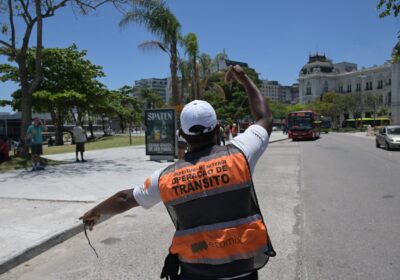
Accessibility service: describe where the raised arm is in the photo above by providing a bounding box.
[225,65,273,135]
[80,189,138,230]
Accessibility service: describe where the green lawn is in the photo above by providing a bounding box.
[0,135,145,172]
[43,135,145,155]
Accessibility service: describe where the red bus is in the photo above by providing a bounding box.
[287,110,321,140]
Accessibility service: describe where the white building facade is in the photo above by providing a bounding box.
[133,78,168,102]
[299,42,400,124]
[260,80,298,104]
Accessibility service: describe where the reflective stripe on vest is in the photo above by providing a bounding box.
[171,214,268,265]
[159,151,251,205]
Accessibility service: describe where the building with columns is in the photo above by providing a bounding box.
[298,41,400,124]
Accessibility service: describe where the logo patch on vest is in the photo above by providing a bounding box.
[191,241,208,253]
[191,236,244,254]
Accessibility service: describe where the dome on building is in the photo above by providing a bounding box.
[300,54,334,75]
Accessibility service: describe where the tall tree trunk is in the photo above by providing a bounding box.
[20,83,33,141]
[119,115,126,133]
[195,64,201,100]
[88,120,95,139]
[190,73,196,101]
[170,42,180,105]
[17,2,43,147]
[192,56,198,100]
[55,113,64,145]
[180,74,185,102]
[102,116,107,136]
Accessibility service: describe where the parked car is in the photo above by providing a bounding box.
[376,125,400,150]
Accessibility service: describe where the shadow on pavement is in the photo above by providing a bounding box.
[2,159,137,180]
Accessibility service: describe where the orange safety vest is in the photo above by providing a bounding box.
[159,145,275,279]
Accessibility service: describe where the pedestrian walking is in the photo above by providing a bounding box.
[231,123,238,137]
[80,65,276,280]
[72,121,87,162]
[224,124,231,141]
[26,117,45,171]
[283,125,288,135]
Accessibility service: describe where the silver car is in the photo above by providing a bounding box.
[376,125,400,150]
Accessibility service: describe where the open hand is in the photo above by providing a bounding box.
[224,65,248,85]
[79,209,100,231]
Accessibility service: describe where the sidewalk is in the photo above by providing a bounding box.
[0,132,288,274]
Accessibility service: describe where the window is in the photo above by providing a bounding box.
[347,84,352,92]
[338,85,343,93]
[324,81,329,92]
[377,80,383,89]
[365,81,373,91]
[356,83,361,92]
[306,82,312,95]
[388,92,391,106]
[379,95,383,105]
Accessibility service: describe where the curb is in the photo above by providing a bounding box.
[0,222,83,275]
[269,137,290,143]
[0,140,289,275]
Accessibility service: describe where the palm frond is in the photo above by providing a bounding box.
[138,40,170,55]
[119,11,143,28]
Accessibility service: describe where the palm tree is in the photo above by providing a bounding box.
[182,33,199,100]
[178,58,191,102]
[141,88,164,109]
[120,0,182,105]
[198,53,213,98]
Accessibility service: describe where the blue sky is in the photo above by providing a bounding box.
[1,0,399,112]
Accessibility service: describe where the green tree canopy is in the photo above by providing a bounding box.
[203,66,262,123]
[2,45,106,144]
[182,32,200,100]
[140,88,164,109]
[0,0,129,140]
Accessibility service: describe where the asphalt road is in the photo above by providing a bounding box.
[300,133,400,280]
[2,133,399,280]
[0,139,302,280]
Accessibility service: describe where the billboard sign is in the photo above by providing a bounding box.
[145,109,176,156]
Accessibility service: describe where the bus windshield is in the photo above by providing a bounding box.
[288,116,312,129]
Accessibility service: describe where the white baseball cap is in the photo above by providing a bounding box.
[180,100,217,135]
